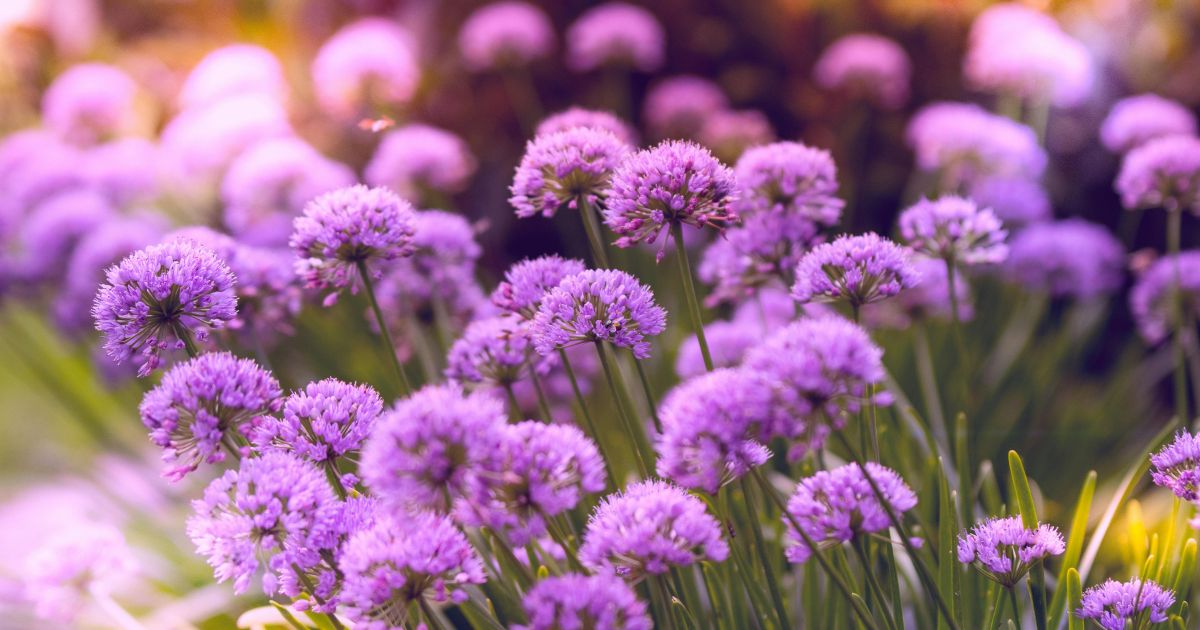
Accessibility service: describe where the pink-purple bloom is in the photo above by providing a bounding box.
[1076,578,1175,630]
[675,320,761,379]
[898,196,1009,265]
[365,124,477,200]
[643,75,728,139]
[458,2,555,71]
[907,101,1046,190]
[159,94,292,185]
[510,127,632,218]
[566,3,665,72]
[1130,251,1200,344]
[311,18,419,119]
[1102,94,1198,154]
[967,176,1052,227]
[446,315,544,387]
[178,44,288,109]
[1150,431,1200,501]
[536,107,638,145]
[492,255,588,319]
[1116,134,1200,214]
[814,33,911,109]
[8,188,114,285]
[516,572,652,630]
[531,268,667,359]
[252,378,383,464]
[1005,219,1125,299]
[23,524,136,624]
[957,516,1065,586]
[223,244,304,342]
[698,109,777,163]
[41,62,137,145]
[791,232,920,308]
[733,141,843,224]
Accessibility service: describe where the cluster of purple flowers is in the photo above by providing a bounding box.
[1077,579,1175,630]
[791,232,921,310]
[814,33,911,109]
[510,127,631,218]
[957,516,1065,586]
[531,268,667,359]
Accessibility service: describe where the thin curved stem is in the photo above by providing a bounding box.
[671,221,713,371]
[356,260,412,396]
[594,341,653,477]
[578,196,611,269]
[559,349,617,489]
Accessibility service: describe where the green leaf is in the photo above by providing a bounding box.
[979,460,1003,517]
[1065,569,1084,630]
[269,601,312,630]
[1170,539,1197,616]
[937,459,961,630]
[1008,451,1047,630]
[1047,471,1096,629]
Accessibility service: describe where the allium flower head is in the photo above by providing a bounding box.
[179,44,288,109]
[733,141,843,224]
[311,18,419,119]
[1116,134,1200,214]
[1005,219,1125,299]
[253,378,383,463]
[957,516,1065,586]
[339,511,486,629]
[1102,94,1198,154]
[1076,578,1175,630]
[566,3,665,72]
[366,124,477,199]
[537,107,638,145]
[42,63,138,145]
[224,244,303,342]
[140,352,281,480]
[159,94,292,185]
[907,102,1046,190]
[698,109,777,164]
[187,451,335,594]
[277,495,379,612]
[10,188,114,285]
[492,255,588,319]
[967,176,1052,227]
[1150,431,1200,500]
[580,480,728,580]
[531,268,667,359]
[643,75,729,139]
[360,384,507,512]
[459,2,555,71]
[698,210,829,305]
[1130,251,1200,344]
[898,196,1009,265]
[446,315,542,386]
[510,127,632,218]
[517,573,652,630]
[290,184,416,301]
[92,239,238,376]
[675,320,760,379]
[791,232,920,308]
[23,524,136,623]
[814,33,911,109]
[784,462,917,563]
[83,138,160,208]
[604,140,737,251]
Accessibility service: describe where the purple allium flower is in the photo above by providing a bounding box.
[516,573,652,630]
[187,451,336,594]
[82,138,160,208]
[697,211,827,305]
[160,94,292,183]
[675,320,761,379]
[23,524,136,623]
[458,2,555,71]
[537,107,638,145]
[0,136,86,226]
[1116,134,1200,214]
[224,244,303,342]
[252,378,383,463]
[278,495,379,612]
[907,101,1047,190]
[784,462,917,563]
[898,196,1009,265]
[462,421,606,545]
[360,384,507,512]
[604,140,737,251]
[289,184,416,303]
[1150,431,1200,501]
[140,352,282,480]
[446,315,545,387]
[957,516,1065,586]
[698,109,777,164]
[566,2,664,72]
[1076,578,1175,630]
[531,268,667,359]
[865,255,973,327]
[41,63,137,146]
[1131,251,1200,344]
[967,176,1052,227]
[338,511,486,628]
[656,368,779,493]
[222,137,356,247]
[580,480,728,580]
[92,240,238,376]
[733,141,843,224]
[510,127,632,219]
[643,75,729,140]
[365,124,477,200]
[492,255,588,319]
[791,232,920,308]
[1102,94,1198,154]
[311,18,419,119]
[9,188,113,285]
[1005,219,1126,299]
[178,44,288,109]
[814,33,911,109]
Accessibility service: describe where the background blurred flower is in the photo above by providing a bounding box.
[566,2,665,73]
[814,33,911,109]
[1101,94,1198,154]
[365,123,477,201]
[311,18,419,119]
[459,1,555,72]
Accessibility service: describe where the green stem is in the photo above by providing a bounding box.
[529,368,556,423]
[503,382,523,422]
[648,576,678,630]
[631,354,662,433]
[579,196,611,268]
[558,349,617,488]
[986,584,1005,629]
[594,341,653,477]
[291,564,346,630]
[1007,586,1020,627]
[671,221,713,372]
[740,477,791,628]
[914,323,949,450]
[1168,209,1190,425]
[356,260,412,396]
[324,460,348,499]
[852,538,900,630]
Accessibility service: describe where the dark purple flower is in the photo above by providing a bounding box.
[642,75,728,139]
[253,378,383,463]
[41,63,137,146]
[791,232,920,308]
[516,573,652,630]
[898,196,1008,265]
[1006,219,1126,299]
[1116,134,1200,214]
[365,124,477,200]
[458,2,555,71]
[510,127,631,219]
[537,107,638,145]
[531,268,667,359]
[814,33,911,109]
[492,255,588,319]
[1130,251,1200,344]
[311,18,419,119]
[1076,579,1174,630]
[566,3,664,72]
[957,516,1064,586]
[1102,94,1198,154]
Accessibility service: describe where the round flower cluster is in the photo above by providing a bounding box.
[41,63,138,146]
[966,176,1051,227]
[516,573,652,630]
[791,232,920,309]
[813,33,911,109]
[510,127,631,218]
[1129,251,1200,344]
[311,18,419,119]
[492,255,587,319]
[566,2,665,72]
[642,75,728,139]
[1076,579,1174,630]
[531,268,667,359]
[365,124,477,200]
[898,196,1008,265]
[252,378,383,463]
[1101,94,1198,154]
[1116,134,1200,214]
[459,1,555,71]
[1005,219,1126,299]
[698,109,777,164]
[906,101,1046,190]
[732,141,844,225]
[957,516,1065,587]
[536,107,638,145]
[178,44,287,109]
[1150,431,1200,501]
[445,315,543,387]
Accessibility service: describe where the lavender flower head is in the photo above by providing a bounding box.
[23,524,136,623]
[10,188,114,285]
[366,124,477,200]
[311,18,419,119]
[492,255,587,319]
[1150,431,1200,501]
[967,176,1052,227]
[459,2,555,71]
[907,101,1046,190]
[580,480,729,580]
[784,462,917,563]
[338,511,486,629]
[224,244,304,342]
[140,352,282,480]
[566,3,665,72]
[814,33,911,109]
[446,315,543,387]
[92,239,238,376]
[83,137,161,208]
[643,76,729,139]
[517,573,652,630]
[42,63,138,145]
[159,94,292,186]
[187,451,335,594]
[1103,94,1197,155]
[537,107,638,145]
[178,44,288,109]
[510,127,632,218]
[289,184,416,303]
[957,516,1065,586]
[698,109,777,164]
[277,495,379,612]
[1005,219,1125,299]
[675,320,761,379]
[898,196,1009,265]
[1076,579,1175,630]
[964,5,1093,107]
[361,384,507,512]
[531,268,667,359]
[733,141,844,225]
[791,232,920,308]
[253,378,383,463]
[1130,251,1200,344]
[698,210,828,305]
[604,140,737,251]
[1116,134,1200,214]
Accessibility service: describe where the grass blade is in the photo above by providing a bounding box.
[1169,539,1196,616]
[937,458,961,630]
[1046,470,1096,629]
[1008,451,1047,630]
[1065,569,1083,630]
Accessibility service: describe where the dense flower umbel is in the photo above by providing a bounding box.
[516,573,653,630]
[814,33,912,109]
[140,352,281,480]
[697,109,777,164]
[957,516,1065,586]
[458,1,555,71]
[791,232,920,308]
[41,63,137,146]
[531,268,668,359]
[278,495,378,613]
[58,213,166,334]
[604,140,737,251]
[289,184,416,302]
[698,210,829,305]
[536,107,638,145]
[784,462,917,563]
[1130,251,1200,344]
[338,511,486,629]
[310,18,419,119]
[252,378,383,463]
[732,141,844,224]
[510,127,631,218]
[642,75,728,139]
[907,101,1046,190]
[360,384,507,512]
[492,255,588,319]
[92,240,238,376]
[580,480,729,580]
[1150,431,1200,501]
[898,196,1009,265]
[1076,579,1175,630]
[1005,219,1126,299]
[446,315,544,387]
[1116,135,1200,214]
[225,245,303,343]
[566,2,665,72]
[1101,94,1198,154]
[365,124,477,199]
[462,421,606,545]
[967,175,1052,227]
[187,451,336,595]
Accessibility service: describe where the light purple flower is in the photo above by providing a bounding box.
[160,94,292,187]
[510,127,632,218]
[1076,578,1174,630]
[733,141,843,224]
[1116,134,1200,214]
[252,378,383,463]
[967,176,1052,227]
[492,255,588,319]
[698,211,828,305]
[446,315,545,387]
[814,33,911,109]
[1102,94,1198,154]
[957,516,1065,586]
[675,320,761,379]
[1005,219,1125,299]
[23,524,136,623]
[41,63,137,145]
[537,107,638,145]
[277,495,378,613]
[178,44,288,109]
[898,196,1009,265]
[459,2,555,71]
[1130,251,1200,344]
[531,268,667,359]
[698,109,777,164]
[643,75,728,139]
[82,138,160,208]
[365,124,477,200]
[224,244,304,342]
[516,573,652,630]
[8,188,113,285]
[791,232,920,308]
[1151,431,1200,501]
[311,18,419,119]
[907,101,1046,190]
[566,2,664,72]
